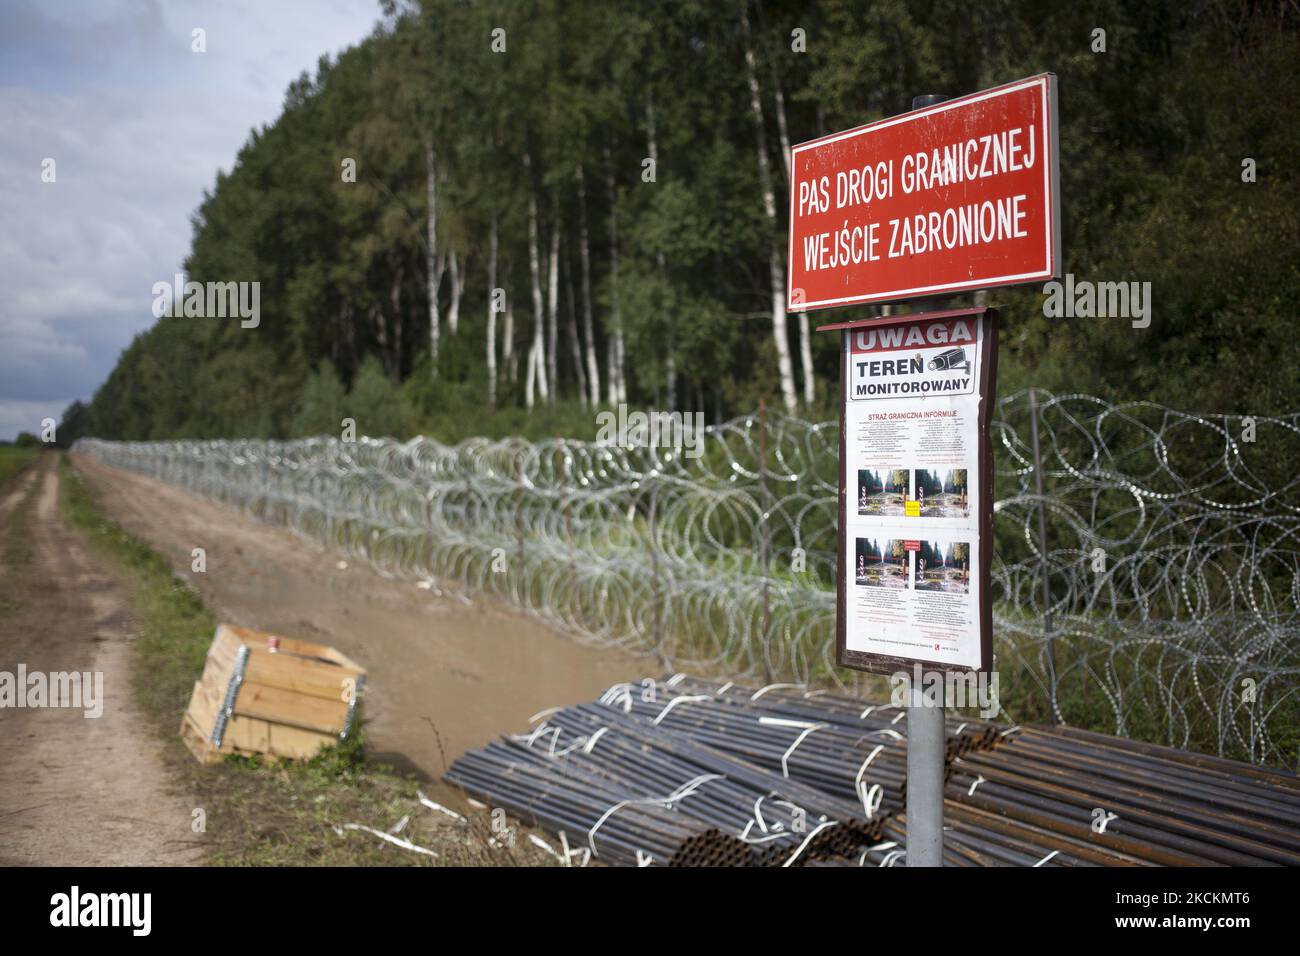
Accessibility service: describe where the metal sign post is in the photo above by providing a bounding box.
[820,306,999,866]
[906,93,951,870]
[902,92,949,870]
[906,690,946,866]
[789,76,1060,865]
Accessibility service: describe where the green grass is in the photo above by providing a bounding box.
[0,445,40,487]
[0,448,41,610]
[62,459,213,721]
[59,454,551,866]
[2,481,34,567]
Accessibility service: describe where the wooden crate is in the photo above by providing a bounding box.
[180,623,365,764]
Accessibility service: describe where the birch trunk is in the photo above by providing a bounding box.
[525,339,537,410]
[564,249,588,405]
[777,96,811,406]
[797,310,814,406]
[486,215,498,407]
[448,250,464,336]
[526,181,549,408]
[740,8,798,413]
[605,152,626,404]
[425,137,444,377]
[505,298,516,383]
[645,94,676,408]
[577,166,601,407]
[546,203,560,404]
[767,62,813,406]
[772,65,792,188]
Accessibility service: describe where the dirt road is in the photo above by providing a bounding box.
[70,454,653,780]
[0,456,203,865]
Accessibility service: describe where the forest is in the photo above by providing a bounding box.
[61,0,1300,446]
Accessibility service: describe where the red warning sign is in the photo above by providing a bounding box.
[788,74,1060,311]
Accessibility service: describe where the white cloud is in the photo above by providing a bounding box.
[0,399,70,442]
[0,0,382,438]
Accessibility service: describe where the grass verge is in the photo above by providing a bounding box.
[0,445,40,487]
[59,454,550,866]
[0,447,42,611]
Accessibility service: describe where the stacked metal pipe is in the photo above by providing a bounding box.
[656,675,1005,746]
[599,679,910,816]
[445,740,738,866]
[445,676,1300,867]
[824,804,1150,867]
[628,676,1005,801]
[947,724,1300,867]
[447,700,883,866]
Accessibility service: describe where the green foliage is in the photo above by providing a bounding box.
[69,1,1299,446]
[348,356,416,439]
[292,364,349,437]
[55,401,90,448]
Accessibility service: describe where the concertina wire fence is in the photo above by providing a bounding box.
[74,389,1300,767]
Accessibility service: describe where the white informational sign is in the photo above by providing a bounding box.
[831,308,996,674]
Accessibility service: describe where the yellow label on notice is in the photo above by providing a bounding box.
[905,500,920,517]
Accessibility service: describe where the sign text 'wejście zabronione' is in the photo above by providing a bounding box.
[788,74,1060,310]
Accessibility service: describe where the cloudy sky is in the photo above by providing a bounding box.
[0,0,383,440]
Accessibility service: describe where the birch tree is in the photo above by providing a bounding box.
[740,5,797,412]
[486,214,498,406]
[425,136,445,376]
[448,250,464,336]
[563,248,588,405]
[525,171,549,409]
[546,203,560,404]
[645,93,676,408]
[605,150,626,404]
[577,166,601,406]
[766,36,813,406]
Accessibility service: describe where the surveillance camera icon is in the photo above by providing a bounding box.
[928,348,970,374]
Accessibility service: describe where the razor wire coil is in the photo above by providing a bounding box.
[74,390,1300,766]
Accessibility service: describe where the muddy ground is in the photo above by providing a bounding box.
[0,456,204,864]
[69,453,653,781]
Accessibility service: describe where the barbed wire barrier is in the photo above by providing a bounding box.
[74,390,1300,766]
